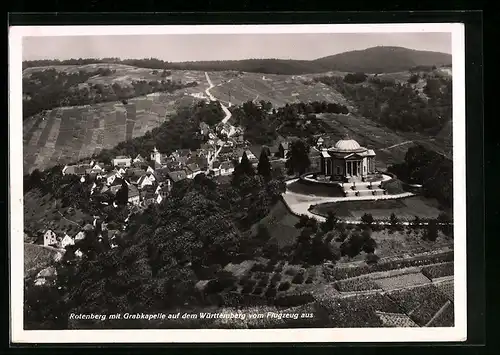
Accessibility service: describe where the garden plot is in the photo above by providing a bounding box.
[387,284,449,326]
[375,311,419,327]
[319,292,401,327]
[433,279,454,301]
[426,301,454,327]
[421,262,454,280]
[334,276,382,293]
[375,272,430,291]
[28,119,48,146]
[222,260,321,307]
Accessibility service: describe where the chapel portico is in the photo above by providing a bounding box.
[320,136,376,182]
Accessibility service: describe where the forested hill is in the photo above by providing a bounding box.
[22,46,451,75]
[312,46,452,74]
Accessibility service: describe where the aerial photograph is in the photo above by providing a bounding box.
[21,30,455,330]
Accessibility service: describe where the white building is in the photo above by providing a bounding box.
[112,156,132,167]
[43,230,57,247]
[61,234,75,248]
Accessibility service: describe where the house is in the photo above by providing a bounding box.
[277,141,290,159]
[126,167,147,184]
[112,156,132,167]
[127,184,140,205]
[316,137,325,147]
[105,170,121,186]
[117,167,126,175]
[220,161,234,176]
[43,230,58,247]
[107,229,120,248]
[186,163,202,179]
[74,231,86,242]
[62,164,89,177]
[168,170,188,183]
[133,154,146,164]
[140,189,157,206]
[237,149,257,163]
[109,178,125,195]
[61,234,75,248]
[74,249,83,258]
[34,266,57,286]
[210,160,222,176]
[137,174,156,189]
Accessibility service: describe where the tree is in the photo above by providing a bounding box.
[115,181,129,206]
[321,212,338,232]
[389,213,401,232]
[285,140,311,175]
[365,253,380,265]
[233,152,254,181]
[257,149,272,180]
[423,219,439,241]
[361,213,374,226]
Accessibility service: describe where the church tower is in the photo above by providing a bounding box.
[150,147,161,165]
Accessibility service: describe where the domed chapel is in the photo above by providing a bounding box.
[319,135,376,182]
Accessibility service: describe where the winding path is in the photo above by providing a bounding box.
[205,72,237,166]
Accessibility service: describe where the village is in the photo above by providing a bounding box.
[28,118,296,267]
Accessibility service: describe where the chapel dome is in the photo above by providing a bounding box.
[334,138,361,151]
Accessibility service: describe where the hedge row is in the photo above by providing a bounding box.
[421,262,454,280]
[324,251,454,281]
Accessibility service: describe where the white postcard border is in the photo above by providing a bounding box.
[9,23,466,343]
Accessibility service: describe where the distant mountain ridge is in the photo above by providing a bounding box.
[23,46,452,75]
[312,46,452,74]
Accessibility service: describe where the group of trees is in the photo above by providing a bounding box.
[285,139,311,175]
[230,100,349,146]
[315,73,452,134]
[290,212,378,265]
[24,168,287,329]
[388,144,453,208]
[23,68,197,119]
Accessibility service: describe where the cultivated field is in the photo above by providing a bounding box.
[211,72,350,108]
[22,65,235,173]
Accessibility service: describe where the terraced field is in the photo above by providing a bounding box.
[22,66,350,173]
[211,72,350,108]
[22,67,226,173]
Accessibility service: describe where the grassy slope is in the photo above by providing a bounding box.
[24,243,59,277]
[24,189,90,237]
[250,199,300,248]
[311,196,446,220]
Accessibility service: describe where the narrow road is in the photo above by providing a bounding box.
[57,211,81,227]
[204,72,236,166]
[380,141,413,151]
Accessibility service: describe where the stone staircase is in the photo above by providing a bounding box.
[341,181,387,197]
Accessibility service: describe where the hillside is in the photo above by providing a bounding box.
[313,46,451,74]
[22,67,348,173]
[23,46,452,76]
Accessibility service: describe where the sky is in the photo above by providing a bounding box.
[22,32,452,62]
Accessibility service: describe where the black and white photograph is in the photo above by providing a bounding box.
[9,24,466,343]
